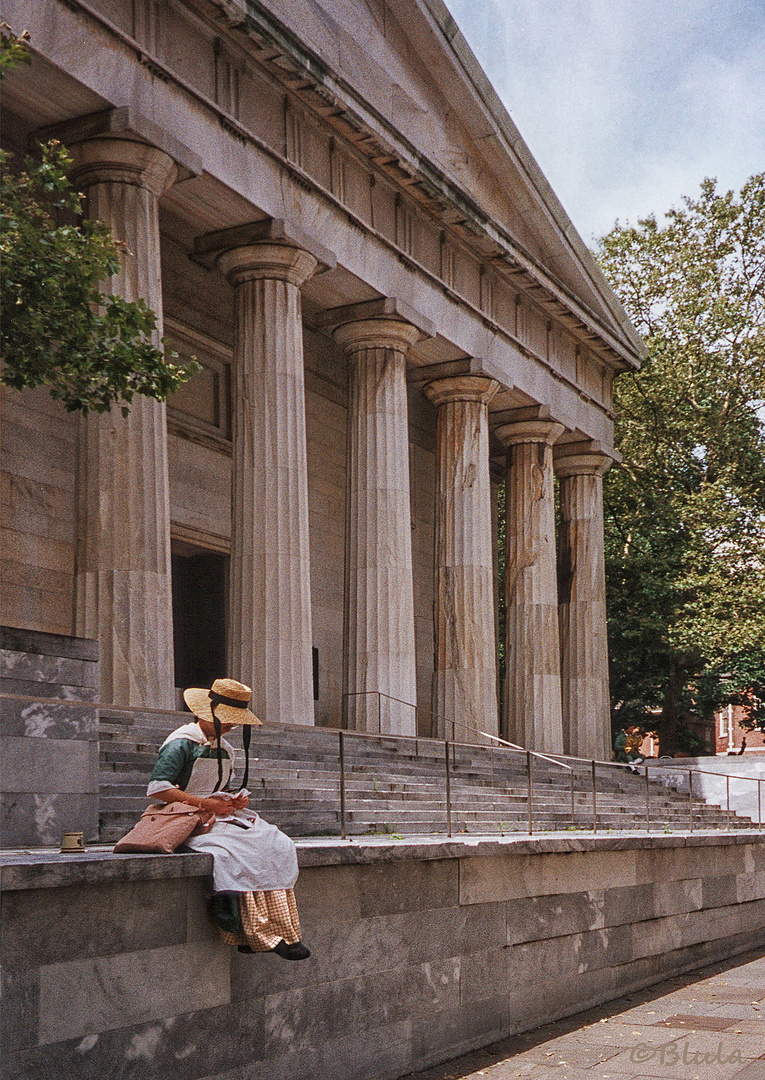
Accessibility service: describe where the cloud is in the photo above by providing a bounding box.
[444,0,765,240]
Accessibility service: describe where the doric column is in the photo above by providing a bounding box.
[496,418,565,753]
[424,376,500,742]
[555,446,613,760]
[321,300,433,735]
[213,240,319,726]
[70,137,178,708]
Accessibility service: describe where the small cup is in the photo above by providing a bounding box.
[60,831,85,853]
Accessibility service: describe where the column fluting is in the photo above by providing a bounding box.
[496,419,565,753]
[424,376,499,742]
[332,318,421,735]
[556,450,612,760]
[216,243,318,726]
[70,138,177,708]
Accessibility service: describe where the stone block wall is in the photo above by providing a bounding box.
[2,834,765,1080]
[0,385,78,636]
[0,626,99,847]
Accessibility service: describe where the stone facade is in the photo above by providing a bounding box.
[0,0,645,755]
[0,626,99,847]
[2,834,765,1079]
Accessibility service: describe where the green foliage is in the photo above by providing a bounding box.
[0,24,30,78]
[0,28,198,415]
[597,174,765,752]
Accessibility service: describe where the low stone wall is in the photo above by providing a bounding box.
[649,757,765,825]
[2,833,765,1080]
[0,626,99,847]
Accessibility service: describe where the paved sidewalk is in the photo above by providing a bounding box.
[402,947,765,1080]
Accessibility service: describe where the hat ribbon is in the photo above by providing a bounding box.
[209,691,250,709]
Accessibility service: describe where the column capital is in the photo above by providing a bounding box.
[495,418,565,448]
[195,219,335,280]
[318,297,435,354]
[216,244,319,289]
[68,138,178,199]
[333,318,423,354]
[36,106,201,180]
[423,375,499,409]
[554,441,618,477]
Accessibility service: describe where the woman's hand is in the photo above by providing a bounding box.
[201,795,238,815]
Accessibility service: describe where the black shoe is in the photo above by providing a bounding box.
[272,939,311,961]
[237,944,255,954]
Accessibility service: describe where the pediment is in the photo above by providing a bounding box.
[239,0,642,362]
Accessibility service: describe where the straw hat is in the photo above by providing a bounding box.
[183,678,262,726]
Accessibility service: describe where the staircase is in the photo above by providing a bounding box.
[98,710,757,844]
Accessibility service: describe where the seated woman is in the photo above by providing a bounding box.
[147,677,310,961]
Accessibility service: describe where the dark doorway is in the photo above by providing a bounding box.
[172,546,228,691]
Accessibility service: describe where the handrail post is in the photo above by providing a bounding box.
[759,778,762,832]
[570,766,575,826]
[727,775,731,828]
[591,760,597,833]
[339,730,347,840]
[444,740,452,838]
[645,765,651,833]
[526,751,533,835]
[688,770,693,833]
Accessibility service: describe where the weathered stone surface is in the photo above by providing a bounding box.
[1,879,194,968]
[410,993,507,1065]
[496,420,565,753]
[4,835,765,1080]
[0,791,99,849]
[459,849,639,905]
[0,696,98,740]
[69,137,177,710]
[265,957,459,1053]
[424,376,499,741]
[0,737,97,794]
[217,238,320,727]
[602,881,656,927]
[0,965,39,1057]
[556,450,612,760]
[0,648,98,688]
[357,857,459,915]
[37,941,230,1045]
[0,627,98,662]
[2,999,265,1080]
[331,313,423,736]
[505,888,604,944]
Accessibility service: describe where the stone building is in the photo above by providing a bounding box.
[1,0,644,762]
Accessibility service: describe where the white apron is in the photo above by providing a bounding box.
[153,726,298,893]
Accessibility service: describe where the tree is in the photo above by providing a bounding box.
[596,174,765,754]
[0,26,197,414]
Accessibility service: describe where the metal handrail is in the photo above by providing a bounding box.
[4,689,763,838]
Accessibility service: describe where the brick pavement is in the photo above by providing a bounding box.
[402,947,765,1080]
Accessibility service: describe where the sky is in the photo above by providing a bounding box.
[443,0,765,244]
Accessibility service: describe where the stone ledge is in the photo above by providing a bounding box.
[3,830,763,889]
[0,626,99,663]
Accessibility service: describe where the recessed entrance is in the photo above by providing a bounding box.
[172,542,228,692]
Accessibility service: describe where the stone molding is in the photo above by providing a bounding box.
[423,375,499,408]
[332,317,423,355]
[318,296,435,342]
[35,106,201,179]
[195,217,335,272]
[216,243,318,288]
[495,418,565,448]
[555,452,612,478]
[68,138,178,199]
